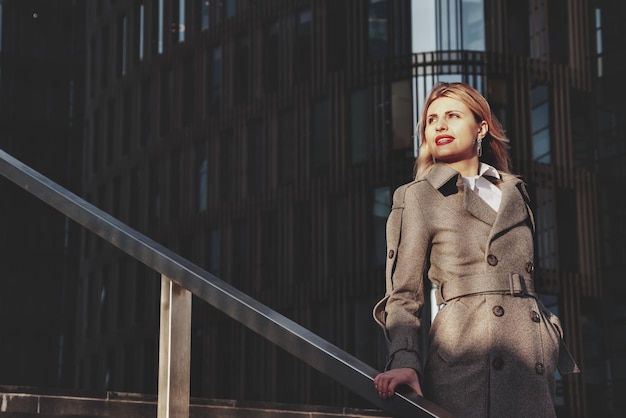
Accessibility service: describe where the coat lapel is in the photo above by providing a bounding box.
[426,164,497,226]
[489,173,530,240]
[425,165,529,235]
[463,181,497,226]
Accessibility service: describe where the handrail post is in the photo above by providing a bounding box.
[157,275,192,418]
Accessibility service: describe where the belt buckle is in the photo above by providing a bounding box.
[508,272,526,296]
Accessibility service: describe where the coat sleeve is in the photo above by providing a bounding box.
[373,183,431,373]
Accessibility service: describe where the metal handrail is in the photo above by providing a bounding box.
[0,149,453,418]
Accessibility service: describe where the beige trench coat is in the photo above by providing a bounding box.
[373,164,579,417]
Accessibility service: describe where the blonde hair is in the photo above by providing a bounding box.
[414,82,511,179]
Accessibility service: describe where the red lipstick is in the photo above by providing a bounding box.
[435,135,454,145]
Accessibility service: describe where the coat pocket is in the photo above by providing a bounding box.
[427,298,471,365]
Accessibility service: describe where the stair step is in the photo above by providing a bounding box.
[0,387,388,418]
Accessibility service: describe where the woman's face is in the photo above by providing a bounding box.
[423,96,487,165]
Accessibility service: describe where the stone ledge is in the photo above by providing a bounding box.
[0,386,389,418]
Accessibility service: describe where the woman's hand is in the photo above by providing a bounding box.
[374,368,423,399]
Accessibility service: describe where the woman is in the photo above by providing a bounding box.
[372,82,579,417]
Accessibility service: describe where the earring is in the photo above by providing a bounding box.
[476,137,483,158]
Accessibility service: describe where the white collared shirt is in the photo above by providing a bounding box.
[462,163,502,212]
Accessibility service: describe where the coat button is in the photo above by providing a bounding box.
[530,310,541,323]
[492,357,504,370]
[388,250,394,259]
[535,362,545,375]
[526,262,534,273]
[492,306,505,317]
[487,254,498,266]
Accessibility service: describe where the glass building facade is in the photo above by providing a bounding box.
[0,0,85,390]
[2,0,626,416]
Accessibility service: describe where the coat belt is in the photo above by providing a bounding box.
[433,272,580,375]
[436,272,536,306]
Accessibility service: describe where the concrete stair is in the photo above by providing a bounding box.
[0,386,389,417]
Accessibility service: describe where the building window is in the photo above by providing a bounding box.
[535,184,556,271]
[182,55,195,125]
[263,20,279,93]
[122,89,131,155]
[0,4,3,51]
[529,0,548,61]
[437,0,460,50]
[487,78,509,134]
[260,209,279,289]
[140,77,151,145]
[117,13,128,77]
[116,259,130,329]
[329,197,349,277]
[123,343,136,391]
[531,84,551,163]
[148,158,160,226]
[160,68,172,135]
[92,109,101,171]
[279,110,295,185]
[245,119,263,196]
[208,228,220,276]
[90,37,97,96]
[368,0,388,60]
[293,203,312,283]
[350,88,370,163]
[326,2,347,71]
[462,0,485,50]
[373,187,390,268]
[101,25,110,88]
[231,218,249,287]
[130,167,140,226]
[196,140,208,212]
[597,108,618,160]
[156,0,164,54]
[112,177,121,219]
[219,129,233,202]
[83,273,93,338]
[106,99,115,165]
[234,36,249,104]
[169,149,182,220]
[411,1,436,53]
[224,0,235,19]
[595,7,603,77]
[100,266,110,333]
[436,0,485,51]
[70,80,77,128]
[207,45,222,109]
[294,9,311,82]
[391,79,413,151]
[312,98,330,173]
[556,187,580,273]
[136,2,145,62]
[173,0,186,43]
[200,0,209,30]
